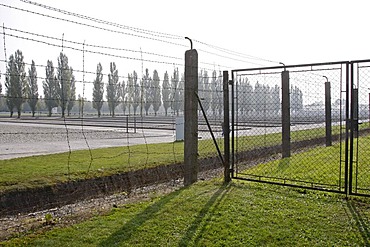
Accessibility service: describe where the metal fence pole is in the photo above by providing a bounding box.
[223,71,231,182]
[126,115,129,133]
[134,116,136,133]
[349,62,356,195]
[281,70,290,158]
[345,62,350,195]
[184,49,198,186]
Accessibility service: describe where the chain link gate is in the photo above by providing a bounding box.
[225,60,370,196]
[349,60,370,196]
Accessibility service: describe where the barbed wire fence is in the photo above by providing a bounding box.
[0,0,280,235]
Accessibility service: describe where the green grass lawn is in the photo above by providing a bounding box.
[1,124,369,193]
[2,179,369,246]
[241,143,344,187]
[0,142,185,192]
[2,128,370,246]
[240,134,370,191]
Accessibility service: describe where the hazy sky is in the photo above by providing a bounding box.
[1,0,370,98]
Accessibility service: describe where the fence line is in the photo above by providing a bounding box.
[0,1,277,239]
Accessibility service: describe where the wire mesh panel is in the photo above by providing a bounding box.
[0,3,189,220]
[233,68,282,169]
[351,60,370,196]
[232,62,348,192]
[197,70,225,171]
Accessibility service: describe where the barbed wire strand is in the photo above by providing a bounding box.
[0,27,232,73]
[20,0,183,40]
[0,57,227,84]
[194,39,280,65]
[1,25,233,70]
[3,26,183,62]
[1,32,184,67]
[0,90,185,107]
[19,0,279,66]
[0,3,188,49]
[0,3,278,67]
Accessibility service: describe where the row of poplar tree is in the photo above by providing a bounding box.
[3,50,76,118]
[1,50,304,119]
[236,78,303,115]
[1,50,188,118]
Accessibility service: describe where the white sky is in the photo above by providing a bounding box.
[1,0,370,99]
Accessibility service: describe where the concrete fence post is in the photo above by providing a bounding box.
[325,80,332,146]
[282,70,291,158]
[184,49,198,186]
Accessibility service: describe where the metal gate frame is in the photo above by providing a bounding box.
[225,59,370,197]
[349,59,370,197]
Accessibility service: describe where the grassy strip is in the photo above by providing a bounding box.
[1,124,368,193]
[2,134,370,246]
[200,123,353,156]
[0,142,184,192]
[243,142,344,186]
[2,179,368,246]
[242,135,370,189]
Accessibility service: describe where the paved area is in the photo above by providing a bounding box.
[0,119,176,160]
[0,116,339,160]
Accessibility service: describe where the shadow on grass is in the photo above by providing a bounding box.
[346,200,370,245]
[97,187,184,247]
[178,183,230,246]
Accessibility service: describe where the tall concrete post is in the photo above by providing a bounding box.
[325,80,332,146]
[184,49,198,186]
[281,70,291,158]
[353,88,359,134]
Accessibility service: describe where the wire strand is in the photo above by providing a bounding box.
[20,0,183,40]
